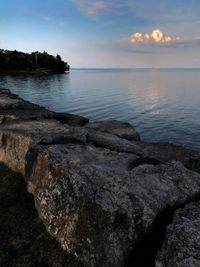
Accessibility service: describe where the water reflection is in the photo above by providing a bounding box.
[0,69,200,150]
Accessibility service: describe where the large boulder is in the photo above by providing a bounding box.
[25,142,200,267]
[1,87,200,267]
[156,201,200,267]
[0,120,88,174]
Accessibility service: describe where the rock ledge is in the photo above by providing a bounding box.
[0,88,200,267]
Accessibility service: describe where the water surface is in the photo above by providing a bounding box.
[0,69,200,150]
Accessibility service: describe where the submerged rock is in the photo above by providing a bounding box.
[156,201,200,267]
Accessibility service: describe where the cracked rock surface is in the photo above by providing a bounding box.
[26,148,200,267]
[156,201,200,267]
[0,88,200,267]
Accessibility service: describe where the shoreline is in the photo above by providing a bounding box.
[0,87,200,267]
[0,70,69,75]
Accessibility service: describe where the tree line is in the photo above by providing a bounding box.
[0,49,70,73]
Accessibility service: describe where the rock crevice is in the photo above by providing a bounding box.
[0,88,200,267]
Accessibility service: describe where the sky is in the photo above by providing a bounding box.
[1,0,200,68]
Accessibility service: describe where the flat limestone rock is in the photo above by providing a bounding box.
[1,87,200,267]
[156,201,200,267]
[25,143,200,267]
[140,141,200,173]
[88,129,142,155]
[0,109,55,123]
[0,89,45,111]
[0,88,89,126]
[0,120,88,173]
[86,120,140,141]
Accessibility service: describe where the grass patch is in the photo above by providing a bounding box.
[0,163,81,267]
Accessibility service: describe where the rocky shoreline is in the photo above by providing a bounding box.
[0,87,200,267]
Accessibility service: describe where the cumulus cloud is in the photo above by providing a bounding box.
[131,29,180,44]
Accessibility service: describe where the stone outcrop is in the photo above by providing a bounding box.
[26,152,200,267]
[0,88,200,267]
[0,87,89,126]
[0,119,88,174]
[140,141,200,173]
[156,201,200,267]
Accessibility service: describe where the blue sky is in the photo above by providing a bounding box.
[1,0,200,68]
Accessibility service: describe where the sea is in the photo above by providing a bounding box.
[0,68,200,150]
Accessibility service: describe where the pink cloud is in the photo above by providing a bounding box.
[131,29,180,45]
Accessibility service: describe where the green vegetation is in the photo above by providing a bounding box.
[0,164,81,267]
[0,49,70,74]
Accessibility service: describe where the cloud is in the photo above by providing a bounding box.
[74,0,127,16]
[130,29,180,44]
[75,0,110,15]
[164,37,200,48]
[85,1,108,15]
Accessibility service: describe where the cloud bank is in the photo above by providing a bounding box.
[131,29,180,44]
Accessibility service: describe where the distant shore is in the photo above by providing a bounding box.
[0,49,70,74]
[0,69,70,75]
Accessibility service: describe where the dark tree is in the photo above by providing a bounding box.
[0,49,70,73]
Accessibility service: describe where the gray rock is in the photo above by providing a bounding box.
[0,109,55,123]
[86,120,140,141]
[53,112,89,126]
[0,88,89,126]
[140,142,200,173]
[156,201,200,267]
[25,143,200,267]
[0,89,45,111]
[88,129,142,155]
[0,120,88,173]
[1,87,200,267]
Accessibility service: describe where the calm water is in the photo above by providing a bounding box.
[0,69,200,150]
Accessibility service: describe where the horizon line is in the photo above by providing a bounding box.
[71,67,200,70]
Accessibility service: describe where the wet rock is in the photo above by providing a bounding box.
[25,143,200,267]
[156,201,200,267]
[86,120,140,141]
